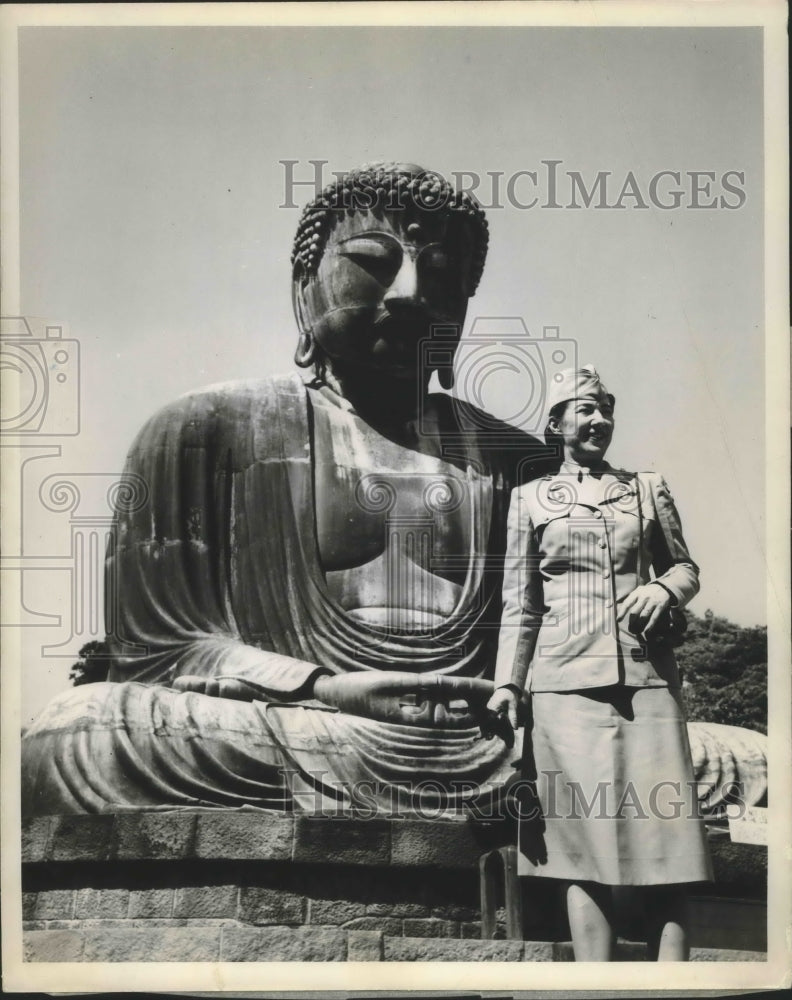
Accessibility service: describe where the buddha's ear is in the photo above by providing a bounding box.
[435,316,465,390]
[291,263,316,368]
[291,261,308,325]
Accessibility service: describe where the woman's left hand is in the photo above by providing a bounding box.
[617,583,672,637]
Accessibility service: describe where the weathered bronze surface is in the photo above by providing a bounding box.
[20,163,767,819]
[21,164,549,816]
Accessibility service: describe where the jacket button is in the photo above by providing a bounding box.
[598,539,607,548]
[602,570,611,579]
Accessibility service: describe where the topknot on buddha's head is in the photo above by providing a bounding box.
[290,162,489,295]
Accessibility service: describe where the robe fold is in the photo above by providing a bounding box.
[23,374,550,816]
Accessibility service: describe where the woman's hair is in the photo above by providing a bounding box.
[542,400,569,456]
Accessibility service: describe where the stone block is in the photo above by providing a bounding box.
[384,936,524,961]
[402,918,458,938]
[342,916,403,936]
[34,890,74,920]
[113,811,197,860]
[390,820,480,868]
[431,903,479,921]
[74,888,130,919]
[366,901,430,918]
[127,918,186,927]
[173,885,239,919]
[460,921,482,939]
[293,817,390,865]
[553,940,647,961]
[24,929,84,962]
[194,812,293,860]
[239,886,306,925]
[309,898,367,924]
[221,926,347,961]
[22,892,38,920]
[29,919,83,930]
[346,930,383,961]
[49,815,114,861]
[128,888,174,919]
[82,927,221,962]
[21,816,53,863]
[522,940,554,962]
[690,947,767,962]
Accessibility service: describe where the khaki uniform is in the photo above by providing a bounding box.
[494,462,699,692]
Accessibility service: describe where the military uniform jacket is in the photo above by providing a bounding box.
[493,463,699,692]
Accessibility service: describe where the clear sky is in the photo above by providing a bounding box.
[14,25,766,722]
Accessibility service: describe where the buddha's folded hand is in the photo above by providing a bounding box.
[313,671,495,727]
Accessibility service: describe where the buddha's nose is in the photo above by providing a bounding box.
[384,255,421,311]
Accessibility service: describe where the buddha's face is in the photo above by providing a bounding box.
[294,209,474,379]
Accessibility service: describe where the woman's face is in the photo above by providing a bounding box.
[550,390,615,465]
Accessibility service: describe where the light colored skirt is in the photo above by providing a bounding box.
[517,686,714,886]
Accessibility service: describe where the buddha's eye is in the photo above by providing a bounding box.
[336,235,401,284]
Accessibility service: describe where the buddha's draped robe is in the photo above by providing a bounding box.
[21,375,769,818]
[22,375,548,816]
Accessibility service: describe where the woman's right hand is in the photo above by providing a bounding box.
[485,686,520,731]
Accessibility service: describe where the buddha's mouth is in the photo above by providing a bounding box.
[370,335,422,362]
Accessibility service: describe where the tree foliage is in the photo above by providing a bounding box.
[69,639,113,687]
[676,610,767,734]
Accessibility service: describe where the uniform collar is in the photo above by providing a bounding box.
[559,460,614,481]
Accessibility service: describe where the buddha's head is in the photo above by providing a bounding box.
[291,162,488,388]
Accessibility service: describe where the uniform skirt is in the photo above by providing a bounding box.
[517,685,714,886]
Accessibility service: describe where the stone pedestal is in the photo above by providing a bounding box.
[21,812,766,962]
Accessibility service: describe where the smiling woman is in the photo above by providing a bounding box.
[487,365,712,962]
[547,383,615,466]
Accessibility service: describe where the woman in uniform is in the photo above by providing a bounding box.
[487,366,712,961]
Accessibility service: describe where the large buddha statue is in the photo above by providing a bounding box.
[22,163,553,817]
[21,162,766,820]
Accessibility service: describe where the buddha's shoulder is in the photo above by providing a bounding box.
[447,397,555,481]
[129,374,307,452]
[145,374,303,424]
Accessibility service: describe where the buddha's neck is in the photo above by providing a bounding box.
[322,363,431,429]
